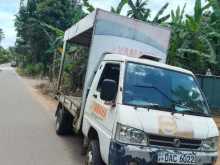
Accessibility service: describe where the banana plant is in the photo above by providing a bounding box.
[167,4,186,66]
[208,0,220,69]
[168,0,220,73]
[152,3,170,24]
[183,0,216,62]
[170,4,186,26]
[40,22,64,37]
[83,0,95,13]
[208,0,220,20]
[39,21,88,86]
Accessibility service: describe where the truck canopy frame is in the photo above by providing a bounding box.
[58,9,171,132]
[64,11,96,46]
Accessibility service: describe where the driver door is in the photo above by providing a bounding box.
[89,62,120,132]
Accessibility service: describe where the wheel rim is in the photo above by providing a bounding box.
[86,149,93,165]
[56,110,61,131]
[56,118,60,131]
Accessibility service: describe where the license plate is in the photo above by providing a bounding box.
[157,152,197,164]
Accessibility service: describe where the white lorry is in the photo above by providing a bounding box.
[55,9,219,165]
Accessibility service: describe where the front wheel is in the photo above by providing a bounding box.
[85,140,103,165]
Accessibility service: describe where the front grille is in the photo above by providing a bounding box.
[149,134,201,150]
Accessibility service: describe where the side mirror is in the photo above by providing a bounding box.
[100,79,117,102]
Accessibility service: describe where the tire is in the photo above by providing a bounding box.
[85,140,103,165]
[55,106,73,135]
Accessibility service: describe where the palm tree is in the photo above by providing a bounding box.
[111,0,128,14]
[127,1,170,23]
[127,0,150,21]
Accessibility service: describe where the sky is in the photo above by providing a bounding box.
[0,0,205,48]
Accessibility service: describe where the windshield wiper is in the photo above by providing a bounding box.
[136,103,173,112]
[134,85,196,114]
[175,106,210,117]
[134,84,176,108]
[133,84,209,117]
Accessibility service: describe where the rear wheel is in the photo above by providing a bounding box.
[55,106,73,135]
[85,140,103,165]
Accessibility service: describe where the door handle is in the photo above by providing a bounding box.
[93,94,97,98]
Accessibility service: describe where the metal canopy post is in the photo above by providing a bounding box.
[57,41,67,92]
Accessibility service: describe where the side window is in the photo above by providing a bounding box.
[96,63,120,92]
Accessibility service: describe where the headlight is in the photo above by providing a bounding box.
[115,123,148,146]
[201,137,219,151]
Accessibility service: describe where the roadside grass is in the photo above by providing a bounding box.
[16,67,27,77]
[16,63,43,77]
[17,67,57,98]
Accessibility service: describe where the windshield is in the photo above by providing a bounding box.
[123,62,210,116]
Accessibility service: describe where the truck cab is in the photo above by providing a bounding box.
[82,54,218,165]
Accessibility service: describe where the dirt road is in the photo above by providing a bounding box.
[0,64,84,165]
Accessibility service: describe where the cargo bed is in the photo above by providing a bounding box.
[57,95,81,117]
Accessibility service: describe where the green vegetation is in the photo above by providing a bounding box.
[168,0,218,74]
[14,0,84,77]
[0,28,4,43]
[21,63,43,76]
[0,48,11,64]
[0,29,11,64]
[12,0,220,90]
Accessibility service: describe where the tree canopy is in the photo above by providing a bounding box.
[14,0,84,74]
[13,0,220,76]
[0,28,4,44]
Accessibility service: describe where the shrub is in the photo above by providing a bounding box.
[17,63,44,76]
[0,54,10,64]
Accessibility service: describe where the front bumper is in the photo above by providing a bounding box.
[109,141,218,165]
